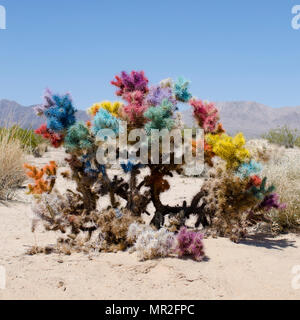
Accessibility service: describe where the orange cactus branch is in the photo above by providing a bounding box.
[23,161,57,195]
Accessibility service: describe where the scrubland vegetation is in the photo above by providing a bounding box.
[262,125,300,148]
[0,126,26,200]
[0,125,46,200]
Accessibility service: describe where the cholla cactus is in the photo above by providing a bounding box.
[175,227,205,261]
[127,222,151,243]
[31,191,67,232]
[25,70,285,258]
[128,223,205,261]
[200,160,280,241]
[97,208,142,252]
[130,226,176,261]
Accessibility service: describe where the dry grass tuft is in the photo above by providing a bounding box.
[0,126,26,200]
[259,143,300,231]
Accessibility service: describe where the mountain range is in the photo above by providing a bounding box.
[181,101,300,138]
[1,99,300,138]
[0,99,89,130]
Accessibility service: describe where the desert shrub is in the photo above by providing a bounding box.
[30,190,142,254]
[262,126,300,148]
[261,148,300,231]
[0,125,45,153]
[32,143,48,158]
[201,159,275,241]
[97,208,143,252]
[0,127,26,200]
[128,223,176,261]
[246,139,285,164]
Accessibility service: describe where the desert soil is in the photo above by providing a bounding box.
[0,148,300,300]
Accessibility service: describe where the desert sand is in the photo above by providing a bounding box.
[0,148,300,300]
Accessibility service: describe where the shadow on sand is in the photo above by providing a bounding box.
[240,232,298,250]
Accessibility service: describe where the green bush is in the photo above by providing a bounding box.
[262,126,300,148]
[0,125,45,152]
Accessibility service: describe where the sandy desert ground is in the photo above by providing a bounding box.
[0,148,300,300]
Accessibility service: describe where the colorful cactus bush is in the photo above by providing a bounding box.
[25,70,285,258]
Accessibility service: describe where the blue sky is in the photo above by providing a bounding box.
[0,0,299,109]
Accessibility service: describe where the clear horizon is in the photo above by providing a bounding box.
[0,0,299,109]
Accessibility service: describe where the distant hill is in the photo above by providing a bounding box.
[0,99,89,129]
[1,99,300,138]
[181,101,300,138]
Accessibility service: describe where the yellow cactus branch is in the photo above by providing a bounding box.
[205,132,250,169]
[87,101,123,117]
